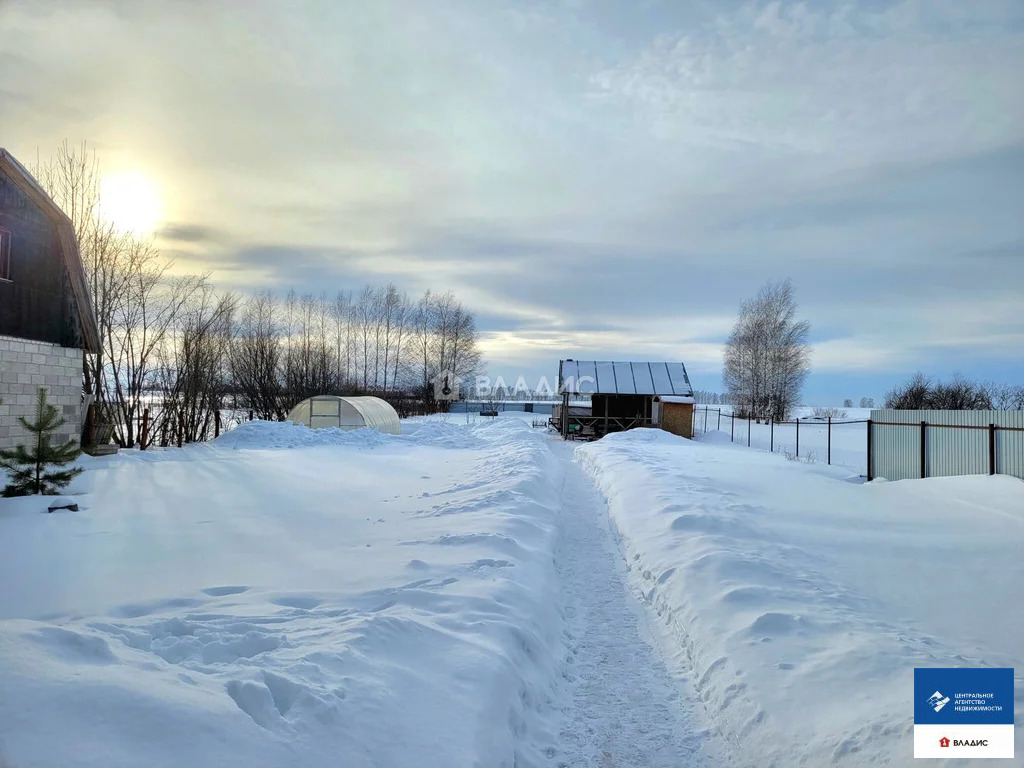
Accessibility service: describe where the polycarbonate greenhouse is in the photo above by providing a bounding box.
[286,396,401,435]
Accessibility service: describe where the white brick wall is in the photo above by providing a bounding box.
[0,334,85,451]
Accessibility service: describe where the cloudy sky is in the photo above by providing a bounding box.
[3,0,1022,402]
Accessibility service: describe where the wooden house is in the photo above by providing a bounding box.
[0,148,100,450]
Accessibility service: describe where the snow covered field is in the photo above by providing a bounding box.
[578,429,1024,766]
[692,406,871,475]
[0,419,568,767]
[2,413,1021,767]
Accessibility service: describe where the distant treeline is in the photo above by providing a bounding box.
[884,373,1024,410]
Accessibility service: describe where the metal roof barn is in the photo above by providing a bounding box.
[554,360,694,440]
[558,360,693,397]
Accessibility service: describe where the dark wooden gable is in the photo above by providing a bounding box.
[0,149,99,352]
[0,167,86,348]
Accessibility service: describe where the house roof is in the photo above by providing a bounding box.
[558,360,693,396]
[0,148,101,353]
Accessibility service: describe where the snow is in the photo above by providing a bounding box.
[576,428,1024,766]
[0,418,568,768]
[692,405,870,475]
[549,439,719,766]
[3,410,1021,767]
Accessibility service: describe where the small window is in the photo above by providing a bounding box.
[0,227,10,281]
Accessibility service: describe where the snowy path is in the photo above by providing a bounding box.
[551,441,716,767]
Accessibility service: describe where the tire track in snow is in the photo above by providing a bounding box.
[551,442,718,767]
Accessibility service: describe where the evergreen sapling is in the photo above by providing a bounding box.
[0,388,84,497]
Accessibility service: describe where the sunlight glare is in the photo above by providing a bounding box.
[100,171,162,234]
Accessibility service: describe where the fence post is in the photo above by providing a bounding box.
[730,413,734,442]
[989,423,996,476]
[704,405,708,433]
[215,409,221,439]
[747,416,751,447]
[717,409,721,431]
[866,419,873,481]
[827,416,831,465]
[796,418,800,457]
[770,419,774,452]
[920,420,926,479]
[140,408,150,451]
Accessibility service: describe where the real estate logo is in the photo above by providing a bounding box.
[913,668,1014,759]
[927,691,950,713]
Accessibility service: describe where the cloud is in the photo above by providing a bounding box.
[591,1,1024,171]
[155,223,222,244]
[0,0,1021,399]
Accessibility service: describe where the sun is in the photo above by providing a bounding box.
[100,171,162,234]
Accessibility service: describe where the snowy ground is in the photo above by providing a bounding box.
[578,428,1024,766]
[1,412,1021,767]
[692,406,871,475]
[0,419,568,767]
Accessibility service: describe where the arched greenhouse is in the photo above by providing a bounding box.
[286,396,401,435]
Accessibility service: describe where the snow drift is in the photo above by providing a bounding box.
[577,428,1024,767]
[0,419,565,768]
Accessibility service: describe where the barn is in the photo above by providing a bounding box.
[556,359,695,439]
[0,149,100,451]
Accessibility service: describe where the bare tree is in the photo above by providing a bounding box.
[412,290,437,398]
[723,279,810,421]
[104,246,206,446]
[157,287,238,445]
[985,382,1024,410]
[885,372,993,410]
[445,302,483,387]
[355,285,378,390]
[32,142,131,404]
[231,291,286,420]
[332,291,354,389]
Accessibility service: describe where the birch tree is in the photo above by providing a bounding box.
[723,279,810,421]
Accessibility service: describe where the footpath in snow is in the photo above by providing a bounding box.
[549,439,717,767]
[577,428,1024,767]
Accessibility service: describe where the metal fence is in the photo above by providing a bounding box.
[694,407,868,469]
[694,406,1024,482]
[868,409,1024,481]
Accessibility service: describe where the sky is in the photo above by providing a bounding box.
[2,0,1022,404]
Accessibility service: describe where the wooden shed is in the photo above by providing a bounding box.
[556,359,694,439]
[654,395,695,439]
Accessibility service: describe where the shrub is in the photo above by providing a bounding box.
[812,407,847,419]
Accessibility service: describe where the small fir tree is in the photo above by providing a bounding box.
[0,388,84,497]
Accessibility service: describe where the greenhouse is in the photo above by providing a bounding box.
[286,396,401,435]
